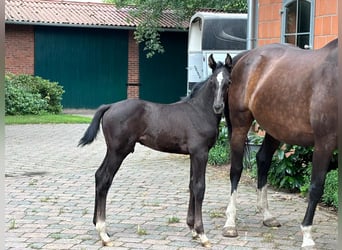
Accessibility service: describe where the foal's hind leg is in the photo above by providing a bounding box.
[93,149,129,246]
[255,133,281,227]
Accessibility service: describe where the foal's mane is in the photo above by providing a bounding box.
[182,62,225,102]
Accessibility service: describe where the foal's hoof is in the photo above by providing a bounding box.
[192,231,211,248]
[102,240,114,247]
[263,217,281,228]
[201,240,212,248]
[222,226,238,237]
[191,229,198,239]
[100,232,114,247]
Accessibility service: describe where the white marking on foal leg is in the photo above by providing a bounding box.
[301,225,315,247]
[191,229,198,239]
[199,233,211,247]
[224,190,237,228]
[257,185,273,221]
[96,221,113,246]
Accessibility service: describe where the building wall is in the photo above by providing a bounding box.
[258,0,282,46]
[257,0,338,48]
[5,24,34,74]
[6,25,139,100]
[5,23,187,107]
[314,0,338,48]
[127,30,139,99]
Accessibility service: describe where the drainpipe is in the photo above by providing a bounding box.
[247,0,258,49]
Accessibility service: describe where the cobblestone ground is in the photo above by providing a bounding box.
[5,124,337,249]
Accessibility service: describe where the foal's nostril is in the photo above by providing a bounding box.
[214,103,224,113]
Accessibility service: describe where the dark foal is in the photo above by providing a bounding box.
[79,54,233,247]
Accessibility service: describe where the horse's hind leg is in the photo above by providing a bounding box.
[300,138,335,247]
[255,133,281,227]
[93,148,129,246]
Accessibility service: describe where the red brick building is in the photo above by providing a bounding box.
[258,0,338,48]
[5,0,188,107]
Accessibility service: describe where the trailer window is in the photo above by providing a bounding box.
[202,19,247,50]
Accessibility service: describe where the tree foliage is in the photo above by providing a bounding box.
[106,0,247,57]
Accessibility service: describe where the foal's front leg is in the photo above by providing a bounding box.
[187,151,211,247]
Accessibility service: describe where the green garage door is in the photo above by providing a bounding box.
[35,26,128,108]
[139,31,188,103]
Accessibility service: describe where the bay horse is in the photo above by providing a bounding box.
[79,54,233,247]
[222,39,338,247]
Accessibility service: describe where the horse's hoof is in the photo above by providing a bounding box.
[263,217,281,227]
[222,226,238,237]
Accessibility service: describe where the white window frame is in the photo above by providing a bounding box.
[281,0,315,49]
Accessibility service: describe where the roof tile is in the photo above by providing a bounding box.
[5,0,187,29]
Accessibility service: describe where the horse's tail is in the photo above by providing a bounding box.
[78,104,111,147]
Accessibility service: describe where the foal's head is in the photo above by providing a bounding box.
[208,53,233,114]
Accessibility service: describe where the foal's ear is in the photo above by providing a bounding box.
[225,53,233,71]
[208,54,217,72]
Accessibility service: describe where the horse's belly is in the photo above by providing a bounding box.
[257,120,314,146]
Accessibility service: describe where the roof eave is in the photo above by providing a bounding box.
[5,20,188,32]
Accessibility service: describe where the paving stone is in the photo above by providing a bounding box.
[5,124,337,249]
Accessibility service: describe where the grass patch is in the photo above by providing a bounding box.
[8,219,17,230]
[5,114,92,125]
[208,210,225,218]
[50,233,62,240]
[137,225,148,236]
[168,216,180,224]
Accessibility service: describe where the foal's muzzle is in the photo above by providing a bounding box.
[213,103,224,114]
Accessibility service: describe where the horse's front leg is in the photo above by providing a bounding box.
[300,141,335,248]
[223,126,250,237]
[256,133,281,227]
[187,150,211,247]
[93,151,125,246]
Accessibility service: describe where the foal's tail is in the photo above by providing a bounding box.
[78,104,111,147]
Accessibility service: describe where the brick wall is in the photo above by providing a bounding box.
[5,24,34,75]
[313,0,338,48]
[258,0,282,46]
[127,30,139,99]
[257,0,337,48]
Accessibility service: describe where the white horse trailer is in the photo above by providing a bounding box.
[187,12,247,93]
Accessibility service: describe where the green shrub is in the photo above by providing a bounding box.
[322,169,338,208]
[208,121,230,166]
[5,73,64,115]
[268,145,313,192]
[5,82,48,115]
[245,131,338,209]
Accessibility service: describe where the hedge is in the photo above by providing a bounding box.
[5,73,64,115]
